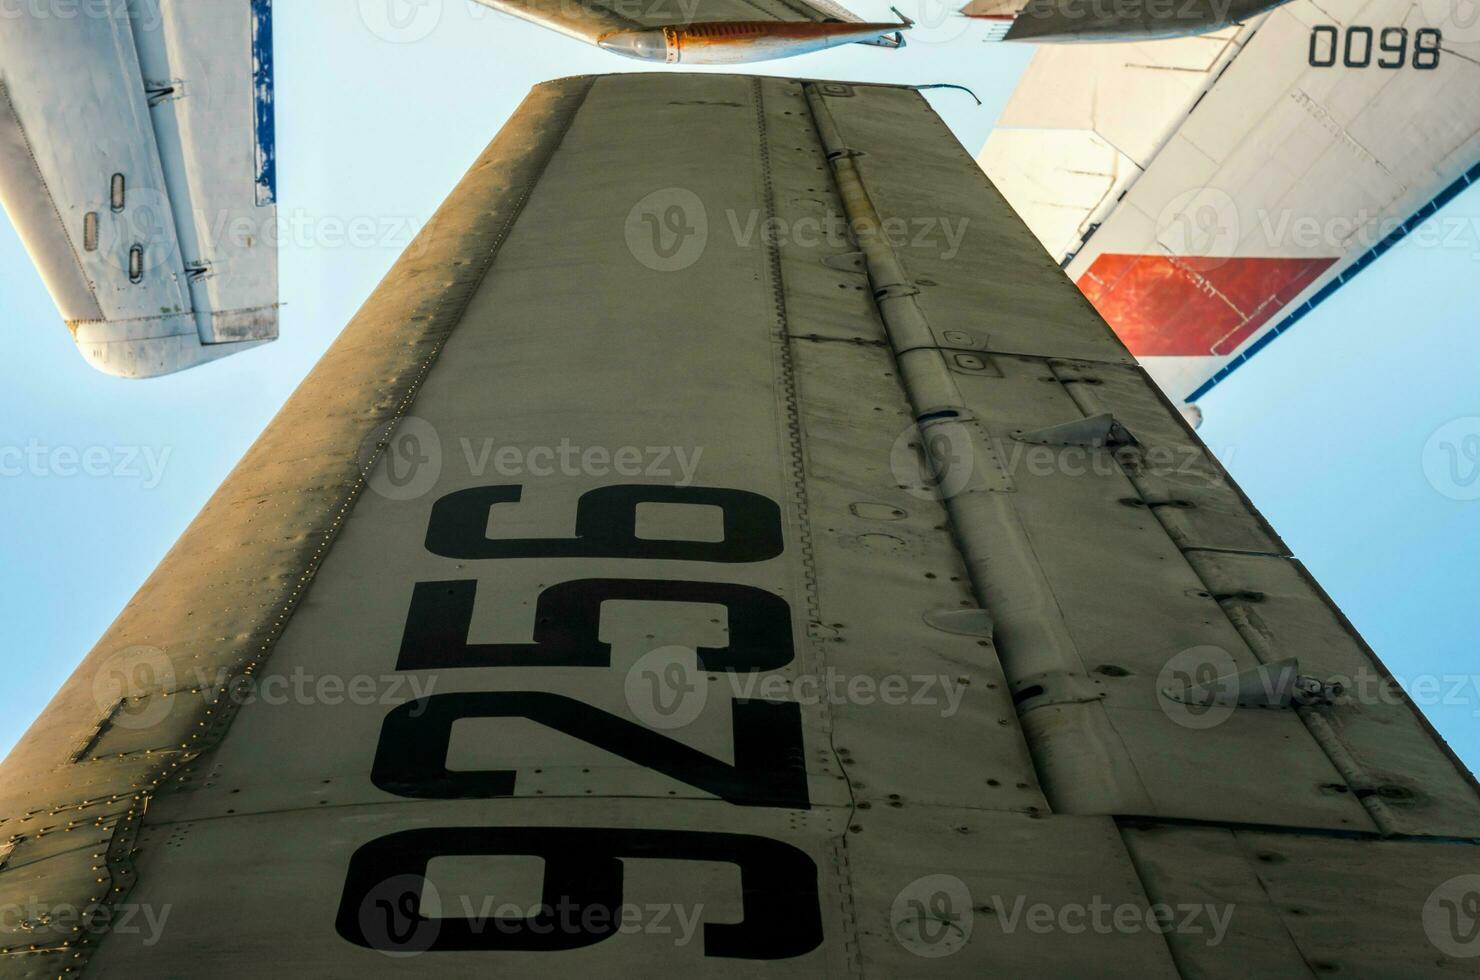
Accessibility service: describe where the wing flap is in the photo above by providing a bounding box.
[130,0,279,345]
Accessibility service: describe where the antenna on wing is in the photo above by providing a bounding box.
[915,83,982,106]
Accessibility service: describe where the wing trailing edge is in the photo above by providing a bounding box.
[963,0,1290,41]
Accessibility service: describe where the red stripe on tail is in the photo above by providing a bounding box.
[1077,254,1337,357]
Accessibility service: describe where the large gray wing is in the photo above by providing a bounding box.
[0,73,1476,977]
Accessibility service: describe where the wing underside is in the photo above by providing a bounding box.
[475,0,857,38]
[0,0,278,378]
[983,0,1480,407]
[0,73,1475,976]
[470,0,910,64]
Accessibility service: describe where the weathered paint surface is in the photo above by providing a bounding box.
[0,74,1475,977]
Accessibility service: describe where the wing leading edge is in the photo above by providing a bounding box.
[0,73,1475,975]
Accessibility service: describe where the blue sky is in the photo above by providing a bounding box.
[2,1,1477,771]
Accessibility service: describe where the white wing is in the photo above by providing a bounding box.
[983,1,1480,412]
[0,0,278,378]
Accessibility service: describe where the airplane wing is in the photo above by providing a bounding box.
[0,0,278,378]
[961,0,1290,42]
[1,72,1476,975]
[469,0,909,63]
[981,0,1480,417]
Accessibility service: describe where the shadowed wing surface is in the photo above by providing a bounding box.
[0,73,1475,976]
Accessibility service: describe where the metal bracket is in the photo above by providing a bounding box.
[1015,412,1136,449]
[1011,670,1107,709]
[145,80,182,107]
[1161,657,1345,709]
[822,251,865,273]
[873,282,921,301]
